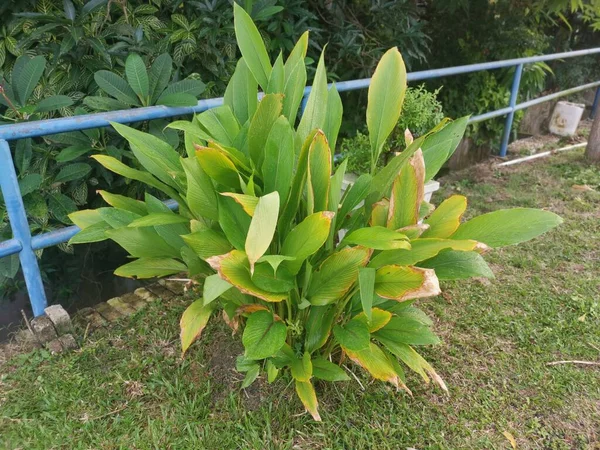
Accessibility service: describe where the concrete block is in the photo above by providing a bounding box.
[160,279,185,295]
[74,307,107,330]
[145,283,174,300]
[120,293,147,311]
[94,302,122,322]
[44,304,73,335]
[58,334,78,350]
[107,297,137,316]
[134,287,157,303]
[46,338,63,354]
[31,316,58,343]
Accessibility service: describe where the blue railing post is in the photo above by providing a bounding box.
[0,139,48,316]
[591,86,600,119]
[499,63,524,157]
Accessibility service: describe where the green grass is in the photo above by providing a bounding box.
[1,151,599,449]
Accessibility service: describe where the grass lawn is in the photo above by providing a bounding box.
[1,150,599,449]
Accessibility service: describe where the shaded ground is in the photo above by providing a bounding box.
[1,150,599,449]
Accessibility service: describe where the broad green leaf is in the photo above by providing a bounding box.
[295,380,321,421]
[251,263,294,293]
[207,250,287,302]
[375,265,440,301]
[233,3,272,90]
[256,255,295,275]
[266,52,284,94]
[420,250,494,280]
[248,94,283,168]
[114,257,186,279]
[353,308,392,332]
[266,359,279,383]
[56,145,90,162]
[242,310,287,359]
[224,58,258,125]
[246,192,280,271]
[297,49,328,142]
[312,358,350,382]
[304,305,335,353]
[196,105,240,146]
[15,139,32,174]
[196,146,240,189]
[203,273,233,305]
[68,209,103,229]
[281,211,334,275]
[180,157,219,221]
[375,316,440,346]
[111,122,184,191]
[54,163,92,183]
[291,352,312,382]
[95,70,139,105]
[345,343,402,388]
[451,208,562,247]
[83,96,129,111]
[143,194,188,251]
[370,200,389,227]
[241,364,260,388]
[160,79,205,98]
[180,299,215,355]
[181,229,232,259]
[125,53,149,103]
[328,159,347,213]
[98,190,147,216]
[282,31,308,122]
[308,247,370,306]
[18,174,41,197]
[149,53,173,103]
[358,267,376,321]
[181,246,209,277]
[156,93,198,107]
[421,116,469,182]
[387,149,425,230]
[35,95,73,113]
[68,221,110,244]
[307,131,331,213]
[0,254,19,279]
[338,174,372,226]
[97,207,140,228]
[48,193,77,224]
[106,227,179,258]
[367,48,406,163]
[262,116,294,203]
[218,195,251,250]
[333,320,370,351]
[209,141,252,173]
[421,195,467,238]
[342,227,410,250]
[128,213,189,227]
[322,83,343,152]
[369,238,478,269]
[16,56,45,105]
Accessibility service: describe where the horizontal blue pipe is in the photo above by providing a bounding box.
[2,47,599,141]
[469,107,513,123]
[0,238,22,258]
[514,80,600,111]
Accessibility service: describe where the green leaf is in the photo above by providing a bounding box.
[266,359,279,383]
[234,3,272,90]
[367,47,406,164]
[359,267,376,322]
[16,56,45,105]
[322,83,343,152]
[307,131,331,213]
[196,146,240,189]
[196,105,240,147]
[304,305,335,353]
[83,96,129,111]
[256,255,295,275]
[420,250,494,280]
[48,193,77,224]
[353,308,392,332]
[35,95,73,113]
[308,247,370,306]
[291,351,312,382]
[14,139,32,174]
[421,195,467,238]
[242,310,287,360]
[128,213,189,228]
[282,31,308,123]
[68,209,103,229]
[114,257,186,279]
[94,70,139,105]
[98,207,140,228]
[106,227,179,258]
[241,364,260,388]
[266,52,284,94]
[98,190,147,216]
[345,343,402,388]
[0,254,20,279]
[218,195,251,250]
[297,49,328,142]
[149,53,173,103]
[333,320,370,351]
[159,79,205,98]
[375,265,440,301]
[262,116,294,203]
[68,221,110,244]
[387,150,425,230]
[251,263,294,293]
[180,157,219,221]
[180,299,215,355]
[156,93,198,107]
[18,174,42,197]
[54,163,92,183]
[342,227,410,250]
[203,273,233,305]
[56,145,90,163]
[421,116,469,182]
[295,380,321,421]
[208,250,287,302]
[312,358,350,382]
[248,94,283,168]
[281,211,334,275]
[224,58,258,126]
[338,174,372,226]
[182,229,232,259]
[125,53,149,103]
[451,208,562,247]
[375,316,440,346]
[246,192,280,272]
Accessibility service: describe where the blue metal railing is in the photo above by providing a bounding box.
[1,48,600,317]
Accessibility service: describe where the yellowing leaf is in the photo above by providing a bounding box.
[503,431,517,449]
[295,380,321,421]
[342,226,410,250]
[345,343,401,389]
[387,149,425,230]
[375,265,440,301]
[220,192,258,216]
[207,250,287,302]
[353,308,392,332]
[245,192,280,272]
[180,299,215,355]
[195,146,239,188]
[421,195,467,238]
[370,200,389,227]
[291,351,313,382]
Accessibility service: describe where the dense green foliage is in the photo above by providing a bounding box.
[69,7,561,420]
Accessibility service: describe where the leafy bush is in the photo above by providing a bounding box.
[340,85,444,174]
[70,5,562,420]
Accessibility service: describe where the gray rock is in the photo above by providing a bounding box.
[31,315,58,343]
[44,304,73,335]
[46,338,63,354]
[58,334,78,350]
